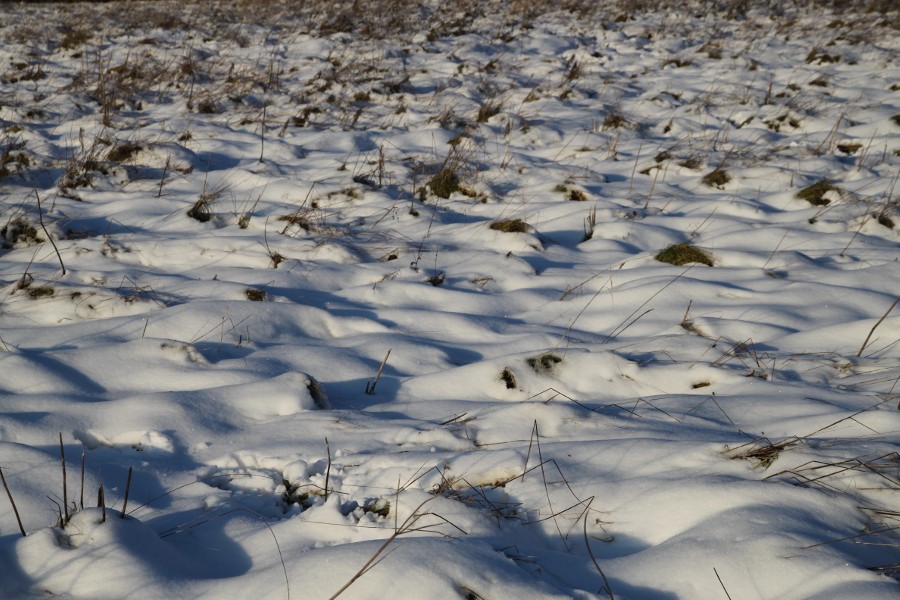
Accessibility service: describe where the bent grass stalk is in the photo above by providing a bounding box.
[857,295,900,357]
[0,466,26,536]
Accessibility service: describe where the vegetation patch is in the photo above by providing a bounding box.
[655,151,672,163]
[797,180,839,206]
[836,142,863,155]
[107,142,142,163]
[602,113,630,129]
[568,189,588,201]
[489,219,530,233]
[28,286,55,299]
[656,243,714,266]
[278,210,315,232]
[245,288,266,301]
[427,167,460,199]
[500,367,516,389]
[476,98,503,123]
[187,197,214,222]
[678,157,703,170]
[361,499,390,518]
[2,217,43,248]
[702,168,731,188]
[527,353,562,374]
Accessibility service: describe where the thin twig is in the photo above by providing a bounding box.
[35,191,66,275]
[80,447,85,510]
[60,433,69,523]
[582,497,614,600]
[157,155,170,198]
[324,437,332,499]
[121,466,133,518]
[534,420,569,551]
[0,467,26,536]
[365,349,391,395]
[555,283,608,352]
[714,568,733,600]
[840,212,868,257]
[857,295,900,357]
[762,229,789,270]
[328,497,436,600]
[520,421,538,482]
[603,266,693,343]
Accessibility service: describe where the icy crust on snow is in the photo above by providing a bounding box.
[0,1,899,599]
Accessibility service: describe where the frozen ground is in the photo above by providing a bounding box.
[0,1,898,598]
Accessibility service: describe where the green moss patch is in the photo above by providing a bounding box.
[656,243,714,267]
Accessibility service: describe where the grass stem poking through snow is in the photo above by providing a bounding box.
[324,437,331,499]
[365,349,391,395]
[714,568,734,600]
[603,267,693,343]
[0,466,26,536]
[581,497,614,600]
[857,295,900,357]
[59,433,69,524]
[121,466,133,518]
[34,191,66,276]
[80,448,85,510]
[327,495,442,600]
[98,485,106,523]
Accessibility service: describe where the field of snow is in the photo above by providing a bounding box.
[0,1,898,598]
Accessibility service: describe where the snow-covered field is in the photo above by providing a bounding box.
[0,1,898,598]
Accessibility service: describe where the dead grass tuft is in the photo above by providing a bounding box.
[490,219,530,233]
[2,217,43,248]
[656,243,714,266]
[797,180,839,206]
[702,168,731,188]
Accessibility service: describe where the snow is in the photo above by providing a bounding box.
[0,1,898,598]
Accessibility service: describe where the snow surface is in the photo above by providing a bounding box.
[0,1,898,598]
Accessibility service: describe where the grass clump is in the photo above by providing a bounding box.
[836,142,862,155]
[476,98,503,123]
[278,210,314,232]
[527,353,561,373]
[500,367,517,389]
[602,113,630,129]
[245,288,266,301]
[702,168,731,188]
[427,167,460,199]
[187,196,213,222]
[28,286,55,299]
[106,142,142,163]
[796,180,838,206]
[656,243,714,267]
[678,156,703,170]
[59,28,91,50]
[489,219,530,233]
[2,217,43,248]
[361,499,390,518]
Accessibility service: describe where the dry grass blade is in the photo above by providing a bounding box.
[365,349,391,395]
[328,496,439,600]
[0,466,26,536]
[34,191,66,275]
[581,496,614,600]
[59,433,69,524]
[121,466,133,518]
[714,568,733,600]
[603,266,693,343]
[857,295,900,357]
